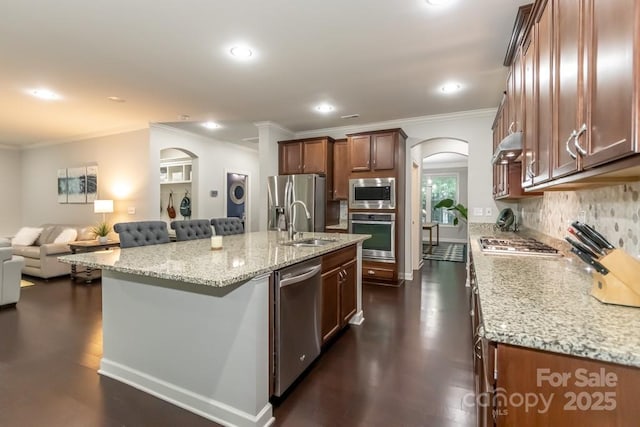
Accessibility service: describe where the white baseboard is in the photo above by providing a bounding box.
[399,271,413,281]
[349,310,365,325]
[99,359,273,427]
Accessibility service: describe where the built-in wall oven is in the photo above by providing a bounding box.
[349,212,395,262]
[349,177,396,210]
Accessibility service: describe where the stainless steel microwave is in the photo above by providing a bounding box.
[349,177,396,210]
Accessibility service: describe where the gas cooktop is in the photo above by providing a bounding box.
[479,236,561,257]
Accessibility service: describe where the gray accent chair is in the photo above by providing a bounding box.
[170,220,213,241]
[210,218,245,236]
[114,221,170,248]
[1,238,24,308]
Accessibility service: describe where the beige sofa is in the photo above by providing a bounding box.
[12,224,94,279]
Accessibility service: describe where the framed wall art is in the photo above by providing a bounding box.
[57,165,98,204]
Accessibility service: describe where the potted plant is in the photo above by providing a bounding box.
[433,198,468,226]
[92,222,112,244]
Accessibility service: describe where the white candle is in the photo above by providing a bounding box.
[211,235,223,250]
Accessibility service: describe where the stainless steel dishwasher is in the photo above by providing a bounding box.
[273,258,322,397]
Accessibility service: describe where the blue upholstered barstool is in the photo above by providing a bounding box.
[210,218,244,236]
[113,221,170,248]
[170,219,213,241]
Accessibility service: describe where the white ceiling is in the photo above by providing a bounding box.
[0,0,530,148]
[423,152,468,169]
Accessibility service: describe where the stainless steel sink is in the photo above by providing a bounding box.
[281,238,337,247]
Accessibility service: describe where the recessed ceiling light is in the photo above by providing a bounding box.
[202,121,221,129]
[426,0,452,5]
[229,46,253,58]
[107,96,126,103]
[315,104,334,113]
[30,89,61,100]
[440,82,462,94]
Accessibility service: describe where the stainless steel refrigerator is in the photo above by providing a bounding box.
[267,174,326,232]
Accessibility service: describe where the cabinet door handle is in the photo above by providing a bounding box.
[565,130,578,160]
[527,159,536,179]
[474,335,483,360]
[573,123,588,156]
[367,269,375,275]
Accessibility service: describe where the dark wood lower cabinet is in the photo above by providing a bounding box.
[494,344,640,427]
[339,259,357,324]
[321,266,341,343]
[321,245,357,345]
[362,260,397,283]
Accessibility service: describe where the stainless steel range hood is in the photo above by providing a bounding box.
[491,131,522,165]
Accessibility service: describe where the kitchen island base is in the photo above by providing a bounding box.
[99,270,273,427]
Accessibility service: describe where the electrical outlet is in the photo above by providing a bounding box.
[485,208,492,217]
[210,190,218,197]
[473,207,483,217]
[127,207,136,215]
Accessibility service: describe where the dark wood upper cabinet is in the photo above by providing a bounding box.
[279,142,303,175]
[348,129,405,174]
[349,135,372,171]
[552,0,583,179]
[278,136,335,204]
[582,0,638,168]
[301,139,327,174]
[497,0,640,192]
[332,139,349,200]
[534,0,553,185]
[278,137,334,176]
[522,38,536,188]
[371,132,396,170]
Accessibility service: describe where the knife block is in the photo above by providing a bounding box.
[590,249,640,308]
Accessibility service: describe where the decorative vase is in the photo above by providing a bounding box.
[98,236,108,244]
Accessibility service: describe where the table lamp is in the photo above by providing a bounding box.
[94,199,114,222]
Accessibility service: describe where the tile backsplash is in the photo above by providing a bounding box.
[519,181,640,258]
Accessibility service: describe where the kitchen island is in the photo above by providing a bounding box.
[468,223,640,426]
[59,231,369,427]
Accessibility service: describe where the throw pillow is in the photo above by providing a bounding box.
[11,227,44,246]
[53,228,78,244]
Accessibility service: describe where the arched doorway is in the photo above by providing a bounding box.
[411,138,469,271]
[160,148,197,224]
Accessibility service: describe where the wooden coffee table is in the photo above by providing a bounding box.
[68,240,120,283]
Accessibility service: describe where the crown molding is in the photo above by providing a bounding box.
[253,121,294,135]
[294,108,497,138]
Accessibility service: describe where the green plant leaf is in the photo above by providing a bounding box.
[433,198,454,209]
[92,222,112,237]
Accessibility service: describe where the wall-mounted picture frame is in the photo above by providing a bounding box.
[57,169,68,204]
[86,165,98,203]
[57,165,99,204]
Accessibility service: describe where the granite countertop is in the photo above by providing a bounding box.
[469,223,640,368]
[59,231,369,288]
[326,220,348,231]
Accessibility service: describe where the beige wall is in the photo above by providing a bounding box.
[149,125,261,232]
[20,129,150,229]
[0,148,23,236]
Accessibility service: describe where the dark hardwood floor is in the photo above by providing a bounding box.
[0,260,474,427]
